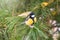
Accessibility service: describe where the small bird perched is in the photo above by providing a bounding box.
[25,12,37,28]
[19,12,37,28]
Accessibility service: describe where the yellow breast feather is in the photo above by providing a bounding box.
[25,18,33,26]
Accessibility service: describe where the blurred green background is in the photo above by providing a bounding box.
[0,0,60,40]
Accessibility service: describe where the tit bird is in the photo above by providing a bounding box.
[19,12,37,28]
[25,12,37,28]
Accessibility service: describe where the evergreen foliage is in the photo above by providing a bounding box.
[0,0,60,40]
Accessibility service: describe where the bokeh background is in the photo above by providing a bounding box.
[0,0,60,40]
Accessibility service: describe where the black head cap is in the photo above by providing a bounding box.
[29,12,34,15]
[29,12,35,18]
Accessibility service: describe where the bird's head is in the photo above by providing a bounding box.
[29,12,35,18]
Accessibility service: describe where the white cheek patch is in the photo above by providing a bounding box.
[31,15,35,17]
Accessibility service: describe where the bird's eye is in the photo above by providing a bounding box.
[31,15,35,17]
